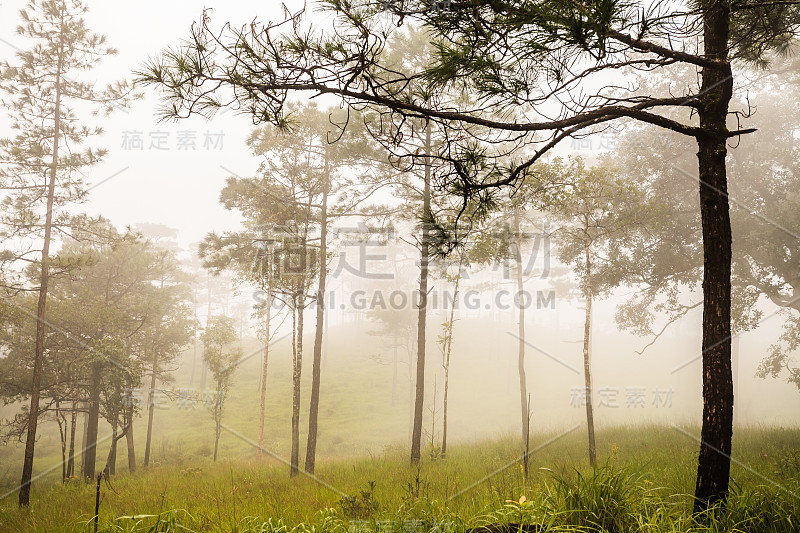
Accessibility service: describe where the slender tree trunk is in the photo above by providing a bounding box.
[56,401,67,483]
[514,210,530,450]
[693,2,734,510]
[290,291,305,477]
[441,254,463,458]
[125,414,136,473]
[257,294,273,458]
[67,400,77,478]
[83,362,102,482]
[80,403,89,478]
[200,280,212,390]
[103,425,128,478]
[143,350,159,467]
[410,124,432,465]
[583,245,597,468]
[305,172,330,474]
[392,340,398,406]
[213,390,222,462]
[408,345,414,447]
[18,8,65,507]
[108,419,118,477]
[190,288,199,386]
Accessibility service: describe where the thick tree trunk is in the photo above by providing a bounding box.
[143,350,159,467]
[514,210,530,452]
[693,2,734,510]
[583,246,597,468]
[83,362,102,482]
[411,125,432,465]
[305,174,329,474]
[18,10,65,507]
[257,294,272,459]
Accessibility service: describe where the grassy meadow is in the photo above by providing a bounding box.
[0,425,798,532]
[1,318,799,532]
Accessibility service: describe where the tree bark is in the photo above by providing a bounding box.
[290,291,305,477]
[441,253,463,458]
[693,1,734,510]
[80,403,88,478]
[125,415,136,473]
[257,293,273,459]
[143,349,159,467]
[67,400,77,478]
[213,387,222,462]
[56,401,67,483]
[410,124,432,465]
[108,419,118,477]
[18,5,65,507]
[583,245,597,468]
[83,362,102,482]
[514,209,530,452]
[103,425,128,478]
[305,168,330,474]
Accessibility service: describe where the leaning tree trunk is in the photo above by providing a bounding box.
[108,419,118,477]
[693,1,734,511]
[18,11,65,507]
[410,125,432,465]
[305,170,330,474]
[513,209,530,453]
[103,425,128,478]
[583,245,597,468]
[257,293,273,459]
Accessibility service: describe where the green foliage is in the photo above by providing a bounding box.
[539,463,643,532]
[0,226,193,443]
[201,315,241,380]
[338,481,379,519]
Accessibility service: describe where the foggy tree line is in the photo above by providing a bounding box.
[1,0,799,516]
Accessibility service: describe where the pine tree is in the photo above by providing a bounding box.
[0,0,132,506]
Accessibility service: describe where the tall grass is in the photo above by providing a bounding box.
[0,425,797,532]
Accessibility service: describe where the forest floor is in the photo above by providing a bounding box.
[0,425,798,532]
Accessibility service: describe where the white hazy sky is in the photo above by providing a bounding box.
[0,0,309,251]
